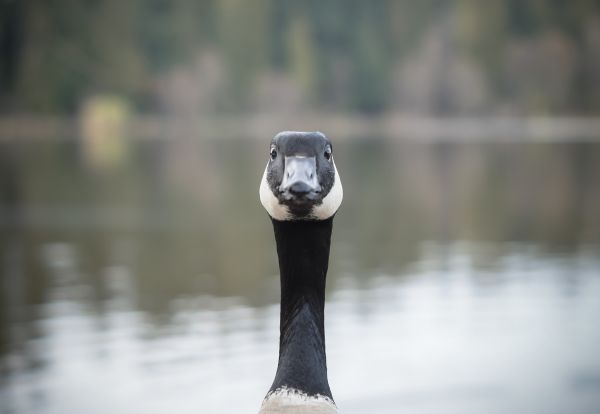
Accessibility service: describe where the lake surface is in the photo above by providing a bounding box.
[1,136,599,414]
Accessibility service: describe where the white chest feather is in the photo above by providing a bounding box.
[258,388,337,414]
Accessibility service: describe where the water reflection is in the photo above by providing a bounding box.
[1,137,599,413]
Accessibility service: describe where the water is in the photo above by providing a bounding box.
[1,136,600,414]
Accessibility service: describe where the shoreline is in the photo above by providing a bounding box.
[1,114,599,142]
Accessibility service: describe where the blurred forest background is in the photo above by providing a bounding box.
[1,0,600,116]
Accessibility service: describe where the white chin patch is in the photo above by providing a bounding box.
[311,159,343,220]
[260,163,291,221]
[259,160,343,221]
[259,387,337,414]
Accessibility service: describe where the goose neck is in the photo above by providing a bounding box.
[269,217,334,399]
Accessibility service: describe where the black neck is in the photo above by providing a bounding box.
[268,217,334,400]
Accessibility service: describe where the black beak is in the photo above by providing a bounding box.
[279,156,321,200]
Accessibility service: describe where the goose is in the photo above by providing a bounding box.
[258,131,343,414]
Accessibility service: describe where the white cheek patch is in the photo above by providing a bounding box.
[311,159,343,220]
[259,387,337,414]
[259,163,290,221]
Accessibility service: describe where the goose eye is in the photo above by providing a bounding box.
[270,148,277,160]
[324,147,332,160]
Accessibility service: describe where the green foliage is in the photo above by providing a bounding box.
[1,0,599,114]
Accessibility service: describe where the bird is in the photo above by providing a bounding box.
[258,131,343,414]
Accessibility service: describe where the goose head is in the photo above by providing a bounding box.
[260,131,343,221]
